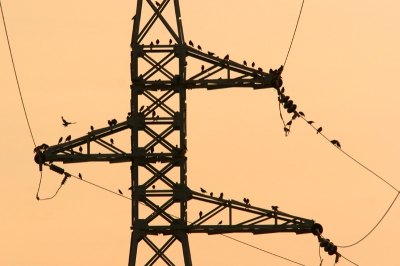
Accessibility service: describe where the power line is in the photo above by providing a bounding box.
[341,254,359,266]
[0,1,37,148]
[283,0,305,67]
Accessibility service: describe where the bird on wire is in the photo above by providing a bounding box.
[79,146,83,153]
[331,139,341,148]
[317,127,323,134]
[152,185,155,189]
[199,211,203,218]
[152,110,156,118]
[189,40,194,47]
[252,62,255,67]
[108,120,112,126]
[169,39,172,45]
[200,187,207,193]
[210,192,213,197]
[224,54,229,60]
[243,60,247,66]
[61,116,76,127]
[78,173,82,180]
[197,45,202,51]
[90,125,94,131]
[218,220,222,225]
[155,1,160,7]
[201,65,204,72]
[110,138,114,145]
[208,51,214,56]
[65,135,71,142]
[299,111,305,117]
[58,137,63,145]
[156,39,159,45]
[307,120,314,125]
[118,189,123,195]
[219,192,223,199]
[272,206,279,211]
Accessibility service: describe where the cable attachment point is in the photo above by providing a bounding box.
[49,164,65,175]
[61,172,71,185]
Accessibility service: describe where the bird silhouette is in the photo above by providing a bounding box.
[111,119,117,126]
[199,211,203,218]
[272,206,279,211]
[156,39,159,45]
[258,67,263,72]
[189,40,194,47]
[224,54,229,60]
[152,185,155,189]
[78,173,82,180]
[201,65,204,72]
[110,138,114,145]
[61,116,76,127]
[58,137,63,144]
[65,135,71,142]
[197,45,202,51]
[219,192,223,199]
[200,187,207,193]
[140,105,145,112]
[150,41,153,50]
[108,120,112,126]
[299,111,305,117]
[243,60,247,66]
[90,125,94,131]
[208,51,214,56]
[155,1,160,7]
[79,146,83,153]
[218,220,222,225]
[118,189,123,195]
[150,146,154,153]
[331,140,341,148]
[317,127,323,134]
[252,62,255,67]
[210,192,213,197]
[152,110,156,118]
[169,39,172,45]
[307,120,315,125]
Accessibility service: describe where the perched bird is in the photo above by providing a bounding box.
[118,189,123,195]
[79,146,83,153]
[156,39,159,45]
[252,62,255,67]
[169,39,172,45]
[224,54,229,60]
[150,41,154,50]
[299,111,305,117]
[155,1,160,7]
[258,67,263,72]
[61,116,76,127]
[150,146,154,153]
[65,135,71,142]
[199,211,203,218]
[108,120,112,126]
[110,138,114,145]
[90,125,94,131]
[197,45,202,51]
[189,40,194,47]
[111,119,117,125]
[272,206,279,211]
[219,192,224,199]
[78,173,82,180]
[218,220,222,225]
[243,60,247,66]
[152,185,156,189]
[210,192,213,197]
[152,110,156,118]
[200,187,207,193]
[307,120,315,125]
[201,65,204,72]
[208,51,214,56]
[331,140,341,148]
[286,120,292,126]
[140,105,145,112]
[317,127,323,134]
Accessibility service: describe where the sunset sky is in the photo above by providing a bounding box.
[1,1,400,265]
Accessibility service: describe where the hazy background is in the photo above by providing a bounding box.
[1,0,400,265]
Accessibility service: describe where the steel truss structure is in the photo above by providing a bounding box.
[38,0,319,265]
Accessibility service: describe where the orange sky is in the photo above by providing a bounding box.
[1,1,400,265]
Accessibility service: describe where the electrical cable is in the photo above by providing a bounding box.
[341,254,359,266]
[283,0,305,67]
[1,1,37,148]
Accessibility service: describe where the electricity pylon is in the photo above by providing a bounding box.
[36,0,322,265]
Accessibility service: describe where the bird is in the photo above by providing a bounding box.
[258,67,263,72]
[317,127,323,134]
[79,146,83,153]
[201,65,204,72]
[108,120,112,126]
[210,192,213,197]
[118,189,123,195]
[224,54,229,60]
[272,206,279,211]
[155,1,160,7]
[140,105,145,112]
[65,135,71,142]
[219,192,223,199]
[156,39,159,45]
[150,147,154,153]
[152,110,156,118]
[331,140,341,148]
[252,62,255,67]
[189,40,194,47]
[152,185,155,189]
[299,111,305,117]
[218,220,222,225]
[200,187,207,193]
[90,125,94,131]
[78,173,82,180]
[111,119,117,125]
[110,138,114,145]
[199,211,203,218]
[197,45,202,51]
[208,51,214,56]
[61,116,76,127]
[58,137,63,144]
[150,41,154,50]
[243,60,247,66]
[307,120,315,125]
[286,120,292,126]
[169,39,172,45]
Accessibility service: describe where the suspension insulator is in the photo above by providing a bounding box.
[283,100,293,109]
[311,223,323,236]
[34,152,46,165]
[280,95,290,104]
[287,104,297,113]
[50,164,65,175]
[328,245,337,256]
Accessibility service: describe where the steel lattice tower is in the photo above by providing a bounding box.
[37,0,322,265]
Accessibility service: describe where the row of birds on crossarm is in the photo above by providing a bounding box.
[276,88,341,149]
